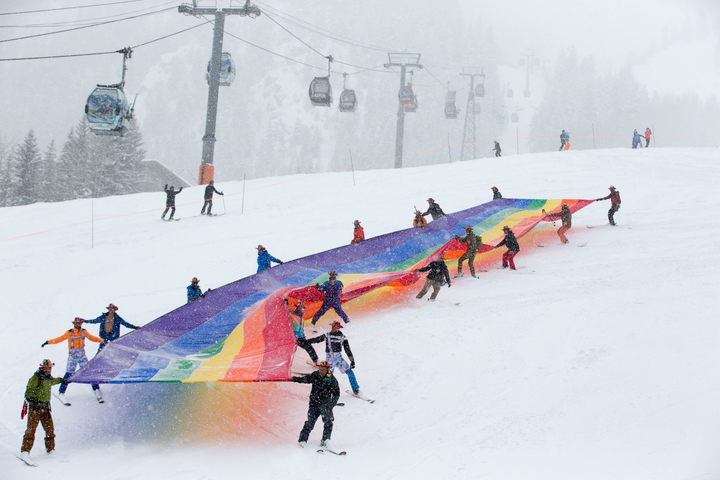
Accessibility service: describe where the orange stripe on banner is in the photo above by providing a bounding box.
[221,305,267,382]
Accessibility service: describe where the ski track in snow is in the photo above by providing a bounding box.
[1,147,720,479]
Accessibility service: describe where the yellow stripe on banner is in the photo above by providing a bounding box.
[184,307,256,382]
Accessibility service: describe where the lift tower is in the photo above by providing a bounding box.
[384,53,422,169]
[179,1,260,184]
[460,67,485,161]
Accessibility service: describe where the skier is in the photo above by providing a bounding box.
[632,129,642,149]
[492,186,502,200]
[493,140,502,157]
[421,198,446,221]
[311,321,361,396]
[187,277,209,303]
[310,270,350,329]
[20,360,66,464]
[559,130,570,151]
[286,299,319,363]
[492,225,520,270]
[644,128,652,147]
[413,210,428,228]
[351,220,364,244]
[544,204,572,244]
[41,317,106,403]
[256,245,283,273]
[293,360,340,449]
[161,184,183,220]
[454,225,482,278]
[414,252,451,301]
[84,303,140,353]
[596,185,621,226]
[200,180,224,215]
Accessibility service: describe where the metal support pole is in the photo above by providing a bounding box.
[460,68,482,161]
[349,150,356,186]
[517,126,520,155]
[199,10,225,184]
[241,173,246,214]
[447,134,452,163]
[592,124,596,149]
[394,65,407,169]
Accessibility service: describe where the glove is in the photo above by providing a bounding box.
[315,283,320,289]
[284,298,289,305]
[61,379,69,385]
[220,192,224,195]
[448,283,452,288]
[278,261,284,264]
[133,326,140,330]
[595,198,601,201]
[350,361,355,369]
[41,341,48,348]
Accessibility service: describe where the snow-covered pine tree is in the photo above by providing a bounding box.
[12,130,43,206]
[57,119,94,201]
[102,119,145,195]
[0,134,13,207]
[40,140,58,203]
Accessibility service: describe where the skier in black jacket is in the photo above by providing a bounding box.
[421,198,446,221]
[493,141,502,157]
[309,321,360,394]
[200,180,224,215]
[492,186,502,199]
[293,361,340,448]
[414,252,451,301]
[161,184,183,220]
[493,226,520,270]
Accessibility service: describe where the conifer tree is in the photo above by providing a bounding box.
[12,130,42,206]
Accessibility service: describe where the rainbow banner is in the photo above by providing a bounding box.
[71,198,594,384]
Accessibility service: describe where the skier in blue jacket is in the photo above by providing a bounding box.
[256,245,283,273]
[187,277,209,303]
[83,303,139,352]
[310,270,350,329]
[632,129,643,149]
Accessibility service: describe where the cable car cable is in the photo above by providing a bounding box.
[255,1,394,53]
[0,5,175,44]
[260,10,327,60]
[0,0,145,16]
[0,21,207,62]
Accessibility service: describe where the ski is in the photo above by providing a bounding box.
[53,393,71,406]
[317,448,347,456]
[15,453,38,467]
[346,390,375,404]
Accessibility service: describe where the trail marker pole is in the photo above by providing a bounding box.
[350,150,356,186]
[592,124,596,149]
[241,174,246,214]
[447,134,452,163]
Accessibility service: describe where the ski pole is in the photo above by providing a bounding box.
[222,194,226,215]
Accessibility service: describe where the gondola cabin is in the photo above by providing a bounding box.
[309,76,333,107]
[475,84,485,97]
[405,95,418,113]
[206,52,236,86]
[398,85,414,107]
[85,86,129,136]
[445,103,457,119]
[338,89,357,112]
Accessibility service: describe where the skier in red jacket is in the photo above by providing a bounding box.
[596,186,621,226]
[351,220,364,244]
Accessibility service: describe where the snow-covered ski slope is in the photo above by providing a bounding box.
[1,147,719,479]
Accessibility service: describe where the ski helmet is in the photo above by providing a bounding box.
[491,186,498,191]
[427,198,434,202]
[209,180,214,185]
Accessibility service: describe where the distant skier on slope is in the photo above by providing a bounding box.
[41,317,106,403]
[161,184,183,220]
[19,360,66,465]
[414,252,451,301]
[492,226,520,270]
[560,130,570,151]
[493,140,502,157]
[644,128,652,147]
[256,245,283,273]
[286,299,319,363]
[413,210,428,228]
[492,186,502,199]
[544,204,572,244]
[351,220,364,244]
[311,321,361,395]
[421,198,446,221]
[454,225,482,278]
[293,360,340,449]
[310,270,350,329]
[632,129,642,149]
[200,180,223,215]
[187,277,209,303]
[596,185,621,226]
